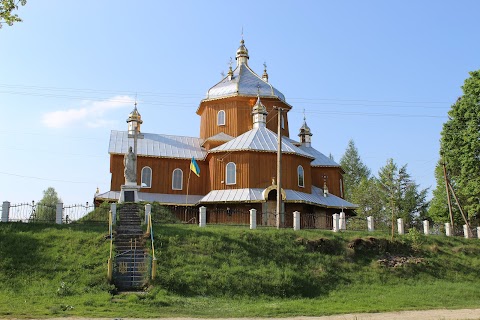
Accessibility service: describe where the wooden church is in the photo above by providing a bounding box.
[95,39,356,227]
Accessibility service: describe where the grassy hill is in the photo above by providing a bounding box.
[0,222,479,318]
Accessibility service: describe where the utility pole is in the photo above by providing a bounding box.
[274,106,283,229]
[442,160,454,227]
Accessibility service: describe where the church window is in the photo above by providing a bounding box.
[141,166,152,188]
[226,162,236,185]
[172,168,183,190]
[281,114,285,129]
[217,110,226,126]
[297,165,305,187]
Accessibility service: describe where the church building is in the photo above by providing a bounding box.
[95,39,356,227]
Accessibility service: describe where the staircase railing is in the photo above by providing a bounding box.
[147,212,157,279]
[107,209,114,281]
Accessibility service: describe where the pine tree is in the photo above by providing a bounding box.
[339,139,371,200]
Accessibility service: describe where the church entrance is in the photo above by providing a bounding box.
[265,189,278,226]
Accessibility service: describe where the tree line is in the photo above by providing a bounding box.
[341,70,480,230]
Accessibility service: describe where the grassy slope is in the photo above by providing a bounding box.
[0,223,479,318]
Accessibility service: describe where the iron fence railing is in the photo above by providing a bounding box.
[63,203,97,222]
[9,201,56,222]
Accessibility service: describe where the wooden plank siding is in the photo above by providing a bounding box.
[207,151,312,192]
[198,97,291,140]
[311,167,344,198]
[110,154,210,195]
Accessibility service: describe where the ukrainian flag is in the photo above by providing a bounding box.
[190,157,200,177]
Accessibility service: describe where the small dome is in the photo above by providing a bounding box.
[236,39,249,61]
[252,95,268,115]
[299,119,311,134]
[127,106,143,123]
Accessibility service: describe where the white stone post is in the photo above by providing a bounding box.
[339,211,346,230]
[423,220,430,235]
[110,203,117,225]
[249,209,257,230]
[367,216,374,232]
[477,227,480,239]
[1,201,10,222]
[445,222,452,237]
[144,204,151,225]
[56,203,63,224]
[397,218,404,235]
[332,213,340,232]
[463,224,470,239]
[293,211,300,231]
[199,206,206,227]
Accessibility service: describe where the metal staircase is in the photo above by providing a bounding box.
[112,204,151,291]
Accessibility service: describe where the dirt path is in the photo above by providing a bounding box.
[43,309,480,320]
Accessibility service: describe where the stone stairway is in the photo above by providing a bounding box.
[113,203,149,291]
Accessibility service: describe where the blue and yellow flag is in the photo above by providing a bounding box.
[190,157,200,177]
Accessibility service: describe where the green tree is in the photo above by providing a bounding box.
[377,159,429,230]
[35,187,62,222]
[428,162,462,225]
[340,139,371,200]
[350,177,385,223]
[431,70,480,223]
[0,0,27,28]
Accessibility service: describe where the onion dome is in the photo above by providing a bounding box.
[236,39,249,65]
[205,39,285,102]
[252,94,268,128]
[298,116,312,146]
[127,104,143,135]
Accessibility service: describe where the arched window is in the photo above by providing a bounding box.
[297,165,305,187]
[217,110,226,126]
[281,114,285,129]
[172,168,183,190]
[226,162,236,185]
[141,166,152,188]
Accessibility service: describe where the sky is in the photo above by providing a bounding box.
[1,1,479,205]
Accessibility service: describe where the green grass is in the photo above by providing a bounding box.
[0,222,479,318]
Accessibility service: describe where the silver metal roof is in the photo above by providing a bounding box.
[95,191,203,206]
[200,187,357,209]
[297,145,340,167]
[205,64,285,101]
[109,130,207,160]
[204,132,234,142]
[209,127,314,159]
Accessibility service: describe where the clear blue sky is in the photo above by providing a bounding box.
[1,1,479,205]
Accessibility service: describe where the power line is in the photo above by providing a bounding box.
[0,171,102,184]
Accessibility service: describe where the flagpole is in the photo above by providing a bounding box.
[185,165,192,218]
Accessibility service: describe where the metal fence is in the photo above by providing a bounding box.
[9,201,56,222]
[63,203,98,222]
[3,201,103,223]
[206,208,250,225]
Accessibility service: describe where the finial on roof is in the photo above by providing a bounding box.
[299,110,312,146]
[227,57,233,80]
[252,87,268,128]
[235,36,249,66]
[262,61,269,82]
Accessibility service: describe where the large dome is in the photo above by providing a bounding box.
[205,40,286,102]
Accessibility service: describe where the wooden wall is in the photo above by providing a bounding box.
[311,167,344,198]
[110,154,210,195]
[208,151,312,192]
[198,97,291,140]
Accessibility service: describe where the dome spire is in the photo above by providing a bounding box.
[235,36,249,66]
[262,61,269,82]
[298,109,312,146]
[252,85,268,128]
[127,100,143,136]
